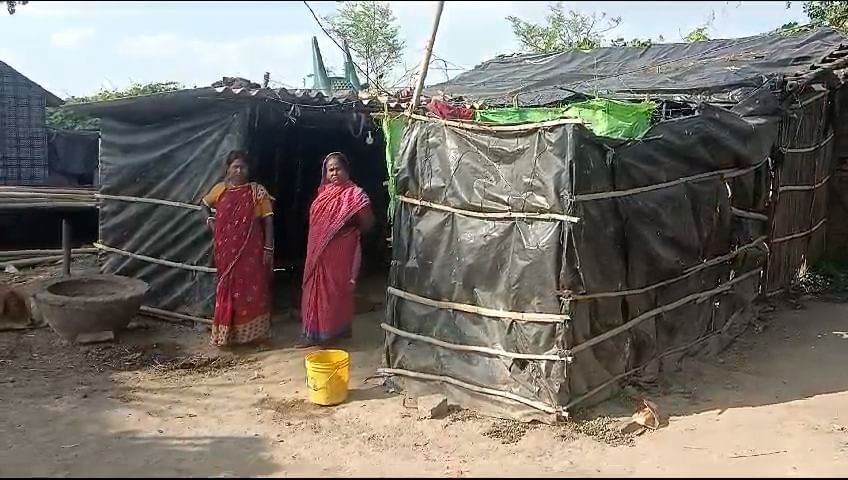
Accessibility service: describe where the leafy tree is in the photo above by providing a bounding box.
[787,1,848,31]
[48,81,183,130]
[507,1,622,53]
[324,1,405,87]
[5,0,27,14]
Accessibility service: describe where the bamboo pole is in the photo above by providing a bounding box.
[62,219,72,277]
[1,255,66,268]
[139,306,213,325]
[0,202,96,210]
[408,0,445,113]
[0,248,97,257]
[0,192,96,200]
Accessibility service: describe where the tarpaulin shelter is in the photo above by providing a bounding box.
[379,28,848,422]
[65,86,388,318]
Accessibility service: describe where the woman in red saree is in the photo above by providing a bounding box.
[201,150,275,347]
[300,152,374,346]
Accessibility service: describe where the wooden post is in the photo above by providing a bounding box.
[62,218,72,276]
[409,0,445,113]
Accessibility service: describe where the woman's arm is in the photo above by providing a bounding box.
[201,183,223,231]
[263,216,275,250]
[262,216,274,269]
[354,206,375,234]
[201,203,214,229]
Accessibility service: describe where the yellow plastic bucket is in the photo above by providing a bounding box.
[304,349,350,406]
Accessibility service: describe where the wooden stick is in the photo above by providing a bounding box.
[94,242,216,273]
[62,219,72,277]
[406,112,584,132]
[377,367,560,415]
[1,255,66,268]
[0,186,95,194]
[567,268,763,356]
[409,0,445,113]
[0,202,96,210]
[139,306,213,325]
[399,195,580,223]
[567,236,767,300]
[0,192,96,200]
[96,193,202,211]
[381,322,569,362]
[729,450,787,459]
[0,248,97,257]
[388,286,569,323]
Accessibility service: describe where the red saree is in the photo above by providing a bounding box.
[208,183,272,346]
[301,181,371,343]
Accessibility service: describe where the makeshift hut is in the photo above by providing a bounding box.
[65,85,389,319]
[379,27,848,422]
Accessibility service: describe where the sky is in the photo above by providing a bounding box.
[0,1,809,98]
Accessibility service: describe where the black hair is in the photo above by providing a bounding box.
[224,150,252,176]
[324,151,350,171]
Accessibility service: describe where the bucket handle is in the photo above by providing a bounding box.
[307,365,344,392]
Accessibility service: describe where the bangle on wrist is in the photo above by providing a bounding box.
[263,245,274,251]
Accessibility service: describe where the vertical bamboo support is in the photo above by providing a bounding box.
[62,218,72,277]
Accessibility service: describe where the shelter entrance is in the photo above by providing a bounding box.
[246,107,390,320]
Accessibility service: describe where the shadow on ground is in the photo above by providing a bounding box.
[0,321,280,477]
[587,300,848,421]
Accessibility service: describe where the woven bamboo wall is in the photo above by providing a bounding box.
[765,86,835,295]
[0,62,49,186]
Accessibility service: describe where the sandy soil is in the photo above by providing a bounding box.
[2,272,848,477]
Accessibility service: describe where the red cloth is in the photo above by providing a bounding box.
[301,181,371,342]
[426,99,474,121]
[210,184,271,346]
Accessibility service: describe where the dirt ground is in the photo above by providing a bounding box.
[2,269,848,477]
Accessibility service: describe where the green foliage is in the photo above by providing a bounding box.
[768,21,816,35]
[507,1,622,54]
[683,11,716,43]
[792,1,848,31]
[324,1,405,86]
[47,81,183,131]
[5,1,27,14]
[684,27,711,42]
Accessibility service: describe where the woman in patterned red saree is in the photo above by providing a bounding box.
[201,150,275,347]
[299,152,374,347]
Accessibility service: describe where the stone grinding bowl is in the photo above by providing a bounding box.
[33,274,149,342]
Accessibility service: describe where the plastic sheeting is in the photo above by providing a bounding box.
[47,128,99,185]
[425,28,845,106]
[98,106,249,317]
[474,99,656,139]
[384,88,779,423]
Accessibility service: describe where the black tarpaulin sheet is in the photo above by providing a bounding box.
[47,128,99,182]
[425,28,845,106]
[385,93,778,422]
[98,107,249,317]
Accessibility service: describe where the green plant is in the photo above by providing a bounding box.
[47,81,183,130]
[507,1,622,53]
[324,1,405,87]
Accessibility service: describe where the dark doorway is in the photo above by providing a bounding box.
[248,106,390,318]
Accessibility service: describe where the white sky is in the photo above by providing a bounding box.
[0,1,807,98]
